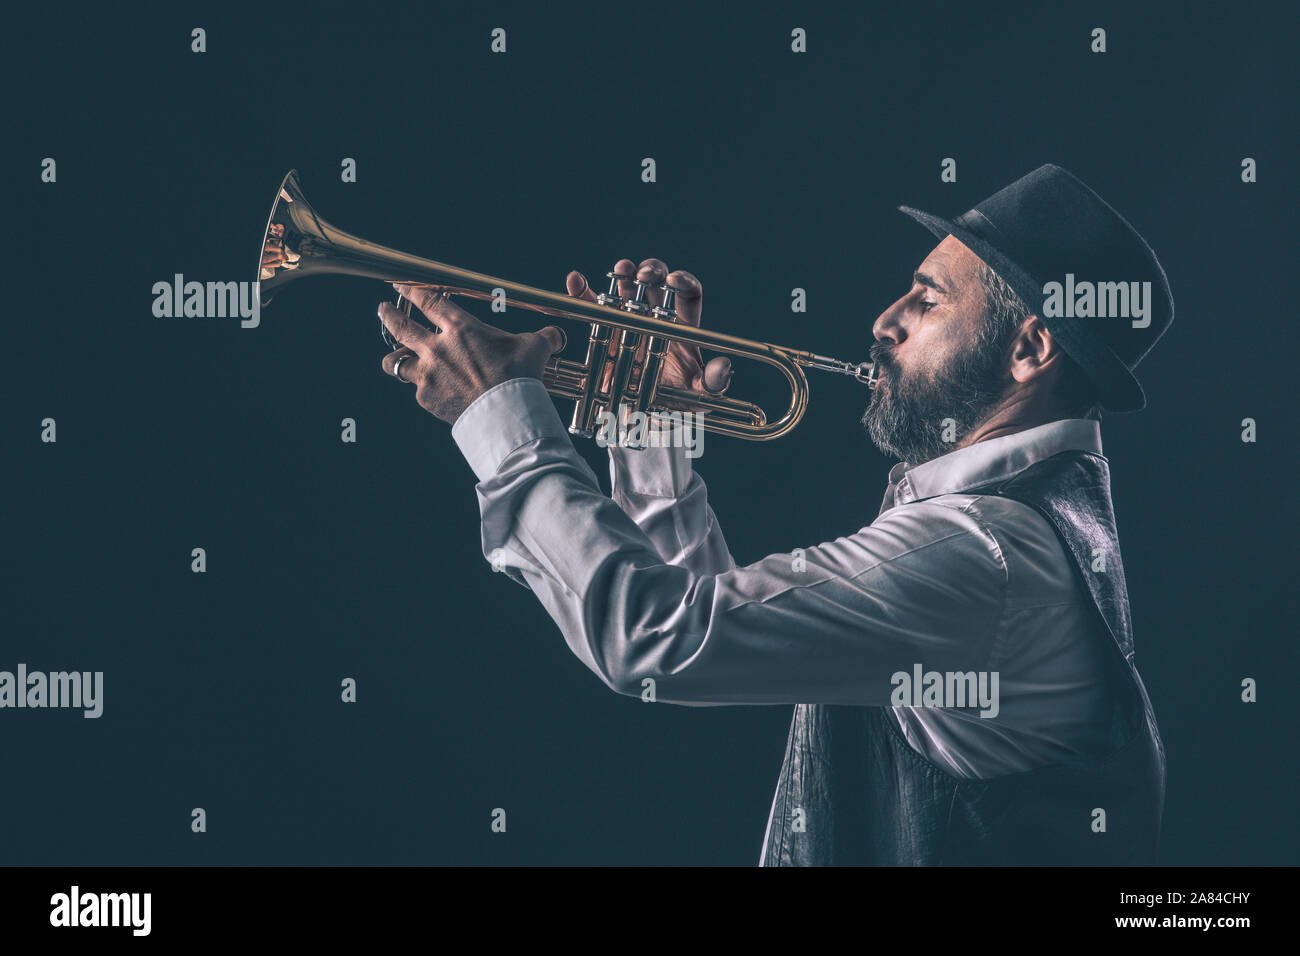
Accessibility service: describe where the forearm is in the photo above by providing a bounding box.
[459,386,720,695]
[608,443,737,575]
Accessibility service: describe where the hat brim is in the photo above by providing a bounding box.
[898,205,1147,413]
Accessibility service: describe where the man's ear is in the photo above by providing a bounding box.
[1008,316,1065,385]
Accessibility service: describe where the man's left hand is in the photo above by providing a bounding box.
[379,283,566,424]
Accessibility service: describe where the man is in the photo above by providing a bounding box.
[378,164,1171,865]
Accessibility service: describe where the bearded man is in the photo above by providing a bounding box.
[378,164,1172,865]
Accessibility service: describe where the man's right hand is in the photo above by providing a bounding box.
[565,258,733,397]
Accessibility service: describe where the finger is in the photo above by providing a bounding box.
[612,258,637,301]
[381,347,420,382]
[392,283,465,330]
[378,301,437,353]
[530,325,567,359]
[698,355,733,394]
[637,258,669,308]
[663,270,705,370]
[665,270,703,327]
[565,271,599,303]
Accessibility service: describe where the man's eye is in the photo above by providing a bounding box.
[920,300,937,313]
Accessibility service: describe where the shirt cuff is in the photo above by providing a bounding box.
[451,377,571,481]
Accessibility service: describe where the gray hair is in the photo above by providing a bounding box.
[972,261,1102,420]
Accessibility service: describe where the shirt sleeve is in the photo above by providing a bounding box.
[452,377,1011,706]
[606,437,737,576]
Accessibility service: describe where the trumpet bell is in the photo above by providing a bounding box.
[259,169,415,307]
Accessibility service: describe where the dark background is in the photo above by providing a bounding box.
[6,1,1296,865]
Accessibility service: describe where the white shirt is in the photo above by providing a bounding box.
[452,377,1114,779]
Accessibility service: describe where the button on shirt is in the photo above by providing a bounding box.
[452,377,1114,779]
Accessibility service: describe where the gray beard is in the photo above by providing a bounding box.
[861,343,1009,466]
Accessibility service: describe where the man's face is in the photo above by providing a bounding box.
[862,236,1013,464]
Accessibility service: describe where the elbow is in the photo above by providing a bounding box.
[591,635,674,699]
[595,632,698,700]
[599,657,653,698]
[581,561,712,699]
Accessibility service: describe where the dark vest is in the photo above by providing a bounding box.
[760,450,1166,866]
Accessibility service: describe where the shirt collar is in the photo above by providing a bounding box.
[888,419,1103,506]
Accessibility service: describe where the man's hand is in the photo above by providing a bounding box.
[379,283,565,425]
[565,258,733,397]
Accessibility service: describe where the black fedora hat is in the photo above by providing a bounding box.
[899,164,1173,412]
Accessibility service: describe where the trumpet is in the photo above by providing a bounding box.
[257,170,876,444]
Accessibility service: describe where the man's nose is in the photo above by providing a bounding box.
[872,295,908,346]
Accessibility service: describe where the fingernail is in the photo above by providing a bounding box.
[555,328,567,350]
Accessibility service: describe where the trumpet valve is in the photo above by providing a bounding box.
[622,278,652,315]
[651,285,677,320]
[597,271,625,309]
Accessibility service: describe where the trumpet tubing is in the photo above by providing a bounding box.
[258,169,876,444]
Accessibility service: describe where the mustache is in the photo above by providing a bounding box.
[869,342,897,370]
